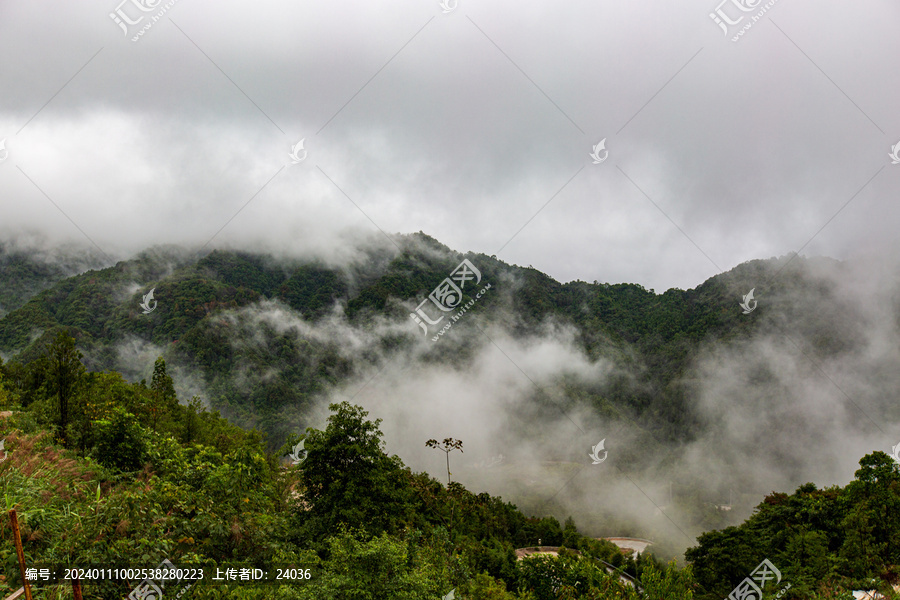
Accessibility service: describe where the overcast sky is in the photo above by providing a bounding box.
[1,0,898,292]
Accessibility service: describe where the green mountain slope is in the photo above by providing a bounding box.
[0,240,110,318]
[0,234,858,452]
[0,347,893,599]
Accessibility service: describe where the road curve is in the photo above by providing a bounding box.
[601,537,653,555]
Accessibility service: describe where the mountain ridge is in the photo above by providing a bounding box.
[0,233,858,453]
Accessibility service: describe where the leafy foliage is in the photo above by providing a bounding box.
[686,453,900,599]
[0,238,888,598]
[0,238,843,460]
[93,405,148,472]
[293,402,412,540]
[0,347,700,599]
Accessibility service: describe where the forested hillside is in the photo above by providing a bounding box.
[0,336,688,599]
[0,235,886,560]
[0,233,851,453]
[1,335,898,598]
[0,241,108,319]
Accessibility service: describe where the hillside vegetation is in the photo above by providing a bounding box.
[0,335,898,598]
[0,235,851,453]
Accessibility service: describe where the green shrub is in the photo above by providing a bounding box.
[93,405,148,472]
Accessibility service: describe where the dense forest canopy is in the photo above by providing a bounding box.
[0,235,849,453]
[0,236,898,598]
[1,339,898,598]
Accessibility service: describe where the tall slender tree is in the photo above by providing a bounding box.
[183,396,203,444]
[426,437,465,541]
[46,331,85,446]
[425,437,464,486]
[149,356,177,431]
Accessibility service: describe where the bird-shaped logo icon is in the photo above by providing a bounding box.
[589,439,608,464]
[442,589,456,600]
[590,139,608,164]
[140,288,157,314]
[289,139,307,164]
[890,141,900,165]
[0,439,7,462]
[891,442,900,465]
[439,0,457,13]
[289,440,306,465]
[739,288,757,314]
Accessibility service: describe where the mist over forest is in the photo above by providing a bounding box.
[2,1,899,598]
[2,233,898,563]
